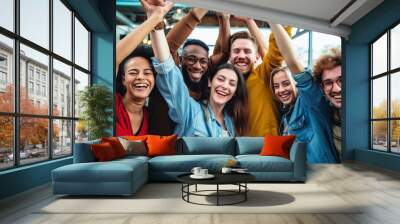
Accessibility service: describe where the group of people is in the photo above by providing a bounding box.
[115,0,342,163]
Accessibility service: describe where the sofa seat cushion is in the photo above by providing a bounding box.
[236,155,293,172]
[149,154,235,172]
[53,159,147,183]
[117,155,150,163]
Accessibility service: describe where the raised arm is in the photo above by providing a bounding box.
[210,13,231,66]
[268,23,304,74]
[245,19,268,57]
[270,23,324,107]
[234,16,267,57]
[116,0,173,74]
[166,8,208,65]
[147,3,198,130]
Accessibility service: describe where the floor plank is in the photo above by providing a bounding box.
[1,162,400,224]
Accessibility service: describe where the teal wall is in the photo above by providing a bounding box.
[0,158,72,199]
[0,0,115,200]
[345,0,400,171]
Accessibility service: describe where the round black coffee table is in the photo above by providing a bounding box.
[177,173,255,206]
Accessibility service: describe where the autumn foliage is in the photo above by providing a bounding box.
[372,99,400,142]
[0,84,59,150]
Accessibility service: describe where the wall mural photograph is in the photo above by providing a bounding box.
[115,0,342,164]
[3,0,400,222]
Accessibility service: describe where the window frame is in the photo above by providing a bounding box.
[0,0,92,171]
[370,20,400,154]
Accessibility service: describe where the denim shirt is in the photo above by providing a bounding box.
[280,69,339,163]
[152,57,235,137]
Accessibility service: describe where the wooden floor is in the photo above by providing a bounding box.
[1,162,400,224]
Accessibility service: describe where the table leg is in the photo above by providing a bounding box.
[217,184,219,206]
[245,183,247,201]
[188,184,190,202]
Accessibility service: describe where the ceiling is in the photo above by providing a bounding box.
[172,0,384,38]
[116,0,384,38]
[116,0,271,29]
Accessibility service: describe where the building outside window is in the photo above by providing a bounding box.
[0,0,91,170]
[41,85,46,97]
[370,23,400,154]
[35,83,40,95]
[0,54,7,90]
[35,70,40,81]
[28,66,34,80]
[28,81,34,94]
[0,71,6,85]
[41,73,46,83]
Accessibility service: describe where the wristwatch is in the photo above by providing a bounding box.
[154,21,165,30]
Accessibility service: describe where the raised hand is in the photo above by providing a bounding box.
[216,12,230,20]
[140,0,174,21]
[233,15,251,24]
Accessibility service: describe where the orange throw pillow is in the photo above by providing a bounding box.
[260,135,296,159]
[146,134,177,157]
[91,142,117,161]
[101,137,126,158]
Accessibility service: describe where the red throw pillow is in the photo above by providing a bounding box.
[260,135,296,159]
[101,137,127,158]
[91,142,117,161]
[146,134,177,157]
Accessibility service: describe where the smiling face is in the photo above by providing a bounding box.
[182,45,209,83]
[229,38,257,75]
[209,68,238,107]
[272,71,296,105]
[122,56,154,100]
[321,66,341,109]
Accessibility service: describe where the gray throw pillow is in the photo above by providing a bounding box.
[118,137,147,156]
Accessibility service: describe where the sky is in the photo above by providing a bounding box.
[0,0,89,75]
[372,25,400,110]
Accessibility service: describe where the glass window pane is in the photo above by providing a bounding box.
[312,31,341,62]
[0,0,14,31]
[20,117,49,165]
[292,29,309,67]
[372,77,387,119]
[53,0,72,60]
[0,35,14,113]
[372,33,387,76]
[75,18,89,70]
[53,59,72,117]
[391,72,400,118]
[0,116,14,170]
[75,120,88,143]
[391,24,400,70]
[74,69,89,118]
[53,119,72,158]
[20,44,49,115]
[20,0,49,49]
[372,121,388,151]
[391,120,400,153]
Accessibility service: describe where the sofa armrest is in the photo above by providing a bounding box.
[289,142,307,181]
[73,140,100,163]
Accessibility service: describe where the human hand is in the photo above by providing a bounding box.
[147,0,164,6]
[216,12,230,20]
[140,0,174,20]
[233,15,252,24]
[192,8,208,19]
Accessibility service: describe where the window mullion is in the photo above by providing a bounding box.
[49,0,53,160]
[14,0,20,167]
[387,29,391,152]
[71,10,76,154]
